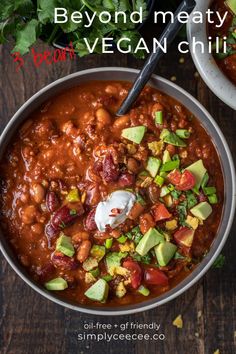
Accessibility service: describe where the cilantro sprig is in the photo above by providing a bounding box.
[0,0,149,57]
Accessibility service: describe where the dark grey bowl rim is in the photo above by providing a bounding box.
[0,67,235,316]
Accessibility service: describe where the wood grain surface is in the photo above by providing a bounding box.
[0,34,235,354]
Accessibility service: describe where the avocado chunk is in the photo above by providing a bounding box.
[56,233,75,257]
[121,126,147,144]
[154,242,177,266]
[90,245,106,262]
[45,277,68,291]
[160,130,186,147]
[162,150,171,163]
[186,160,207,189]
[105,252,128,275]
[82,257,99,271]
[190,202,212,220]
[84,279,109,302]
[136,228,164,256]
[226,0,236,14]
[146,157,161,177]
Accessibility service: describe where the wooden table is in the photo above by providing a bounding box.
[0,35,235,354]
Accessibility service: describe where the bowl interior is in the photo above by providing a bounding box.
[0,68,235,315]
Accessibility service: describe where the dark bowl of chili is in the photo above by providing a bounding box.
[0,67,235,315]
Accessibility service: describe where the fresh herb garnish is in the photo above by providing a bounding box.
[177,201,187,226]
[186,191,198,209]
[131,252,152,264]
[0,0,149,57]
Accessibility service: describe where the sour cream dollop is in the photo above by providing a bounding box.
[95,190,136,232]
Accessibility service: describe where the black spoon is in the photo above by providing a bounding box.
[116,0,196,116]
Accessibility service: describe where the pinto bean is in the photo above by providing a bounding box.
[72,231,90,243]
[76,240,91,263]
[31,183,45,204]
[31,223,44,235]
[21,205,37,225]
[127,157,139,174]
[105,85,118,96]
[96,108,111,129]
[113,115,130,130]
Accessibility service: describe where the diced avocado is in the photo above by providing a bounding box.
[186,160,207,189]
[84,279,109,302]
[146,157,161,177]
[90,245,106,262]
[56,233,75,257]
[163,150,171,163]
[82,257,99,271]
[121,126,147,144]
[45,277,68,291]
[226,0,236,14]
[154,242,177,266]
[190,202,212,220]
[161,131,186,147]
[136,228,164,256]
[105,252,128,275]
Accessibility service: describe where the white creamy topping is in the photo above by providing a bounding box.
[95,190,136,232]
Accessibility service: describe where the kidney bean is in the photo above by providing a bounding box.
[198,191,207,203]
[85,183,101,206]
[85,208,97,231]
[139,213,155,234]
[46,191,60,212]
[76,240,91,263]
[45,222,59,247]
[51,253,78,270]
[51,204,84,230]
[103,154,120,183]
[37,262,55,283]
[118,173,135,187]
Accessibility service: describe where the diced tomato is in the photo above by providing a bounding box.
[168,169,195,191]
[167,169,182,185]
[128,202,145,220]
[152,203,172,222]
[139,213,155,234]
[176,170,195,191]
[174,227,195,248]
[144,268,169,286]
[123,259,142,289]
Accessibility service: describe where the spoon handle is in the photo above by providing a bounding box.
[116,0,196,116]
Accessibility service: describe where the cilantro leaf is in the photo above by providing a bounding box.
[13,19,39,55]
